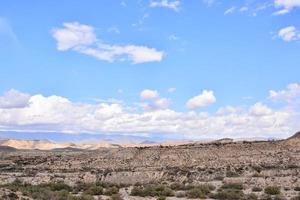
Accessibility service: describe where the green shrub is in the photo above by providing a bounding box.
[212,189,244,200]
[131,184,174,197]
[186,184,214,199]
[69,195,94,200]
[264,186,280,195]
[46,182,72,192]
[186,187,206,198]
[244,193,258,200]
[104,186,119,195]
[170,182,185,190]
[84,185,103,195]
[110,193,123,200]
[221,183,243,190]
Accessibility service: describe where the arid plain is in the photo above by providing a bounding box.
[0,132,300,200]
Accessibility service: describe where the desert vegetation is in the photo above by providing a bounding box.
[1,133,300,199]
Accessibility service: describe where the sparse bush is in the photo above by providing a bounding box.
[244,193,258,200]
[226,171,239,177]
[170,182,185,190]
[104,186,119,196]
[110,193,123,200]
[264,186,280,195]
[84,185,103,195]
[186,184,214,199]
[186,187,206,198]
[69,195,94,200]
[212,189,244,200]
[1,181,98,200]
[46,182,72,192]
[252,187,262,192]
[221,183,243,190]
[131,184,174,197]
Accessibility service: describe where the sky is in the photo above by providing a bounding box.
[0,0,300,141]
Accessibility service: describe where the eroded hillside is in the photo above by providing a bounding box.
[0,134,300,199]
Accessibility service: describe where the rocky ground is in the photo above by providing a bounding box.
[0,132,300,199]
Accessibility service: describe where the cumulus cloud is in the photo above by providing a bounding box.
[52,22,164,64]
[186,90,216,109]
[150,0,180,11]
[216,106,243,115]
[0,89,30,109]
[274,0,300,14]
[277,26,300,42]
[140,89,170,110]
[140,89,159,100]
[269,83,300,102]
[141,97,170,110]
[249,102,273,116]
[0,84,299,139]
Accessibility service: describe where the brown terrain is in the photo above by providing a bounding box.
[0,132,300,200]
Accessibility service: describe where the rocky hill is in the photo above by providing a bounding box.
[0,132,300,199]
[284,131,300,146]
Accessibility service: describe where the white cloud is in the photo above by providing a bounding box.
[140,89,159,100]
[224,6,237,15]
[140,89,170,110]
[274,0,300,14]
[0,89,30,109]
[52,22,164,64]
[277,26,300,42]
[150,0,180,11]
[52,22,97,51]
[249,102,273,116]
[186,90,216,109]
[273,8,290,15]
[0,85,298,139]
[142,97,170,110]
[216,106,242,115]
[269,83,300,102]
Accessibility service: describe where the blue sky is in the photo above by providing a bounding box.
[0,0,300,141]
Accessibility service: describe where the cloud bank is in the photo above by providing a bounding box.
[0,84,299,139]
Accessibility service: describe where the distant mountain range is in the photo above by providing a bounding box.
[0,131,297,151]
